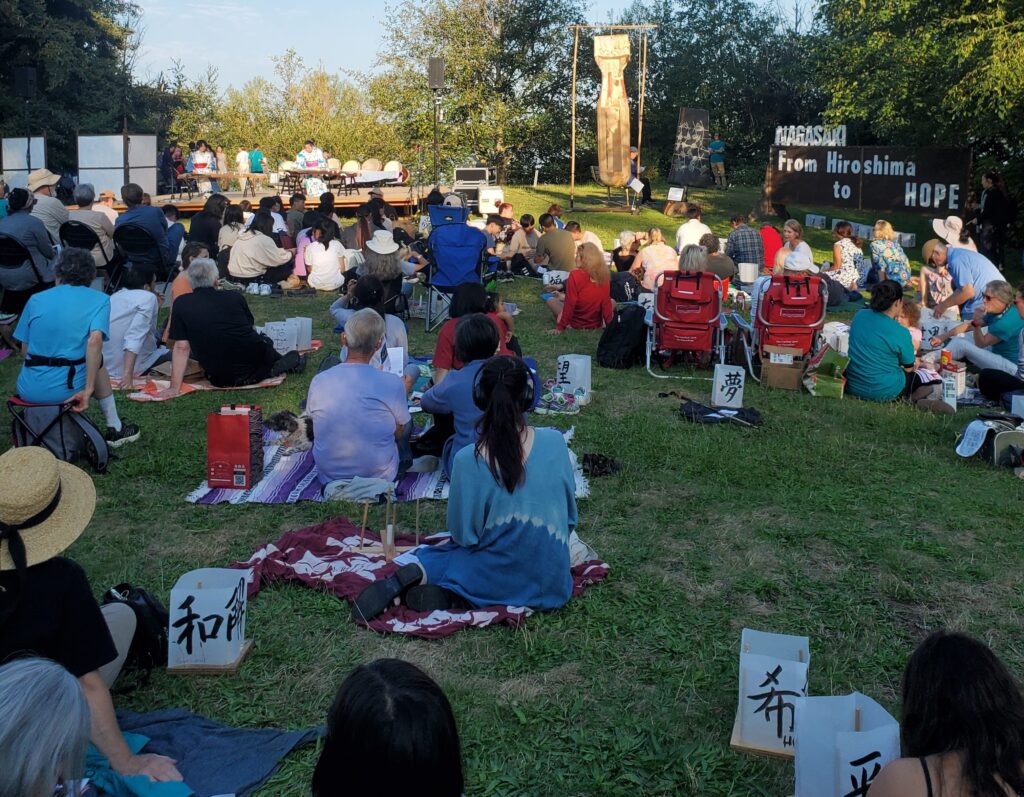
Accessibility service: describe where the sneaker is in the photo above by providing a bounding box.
[259,283,273,296]
[534,390,579,415]
[516,265,542,279]
[270,351,306,376]
[220,279,245,291]
[0,312,18,325]
[245,282,261,295]
[105,421,141,448]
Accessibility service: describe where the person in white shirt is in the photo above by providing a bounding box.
[94,190,119,225]
[191,140,216,196]
[675,203,713,252]
[634,228,679,291]
[304,218,346,291]
[27,169,68,243]
[102,265,169,389]
[565,221,604,251]
[234,145,250,193]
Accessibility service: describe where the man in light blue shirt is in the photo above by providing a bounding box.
[925,239,1003,317]
[306,309,411,484]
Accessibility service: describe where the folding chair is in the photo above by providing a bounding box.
[112,224,167,282]
[645,270,727,379]
[731,274,828,382]
[423,207,486,332]
[60,221,117,290]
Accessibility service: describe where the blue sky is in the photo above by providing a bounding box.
[134,0,632,90]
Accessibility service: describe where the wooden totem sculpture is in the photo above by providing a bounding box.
[593,34,631,187]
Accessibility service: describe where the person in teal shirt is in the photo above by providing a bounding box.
[846,280,951,413]
[248,145,267,174]
[930,279,1024,374]
[708,133,727,188]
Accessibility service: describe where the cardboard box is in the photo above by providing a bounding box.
[761,345,806,390]
[803,346,850,398]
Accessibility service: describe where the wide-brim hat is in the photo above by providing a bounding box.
[368,187,384,197]
[784,251,819,273]
[27,168,60,192]
[98,189,116,200]
[0,447,96,571]
[932,216,963,245]
[366,229,399,255]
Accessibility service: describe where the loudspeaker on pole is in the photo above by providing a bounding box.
[13,67,37,100]
[427,58,445,91]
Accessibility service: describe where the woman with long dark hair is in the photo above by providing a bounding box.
[869,630,1024,797]
[227,210,293,287]
[187,193,229,256]
[311,659,463,797]
[304,217,346,290]
[353,355,578,620]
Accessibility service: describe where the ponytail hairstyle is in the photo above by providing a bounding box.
[473,356,533,493]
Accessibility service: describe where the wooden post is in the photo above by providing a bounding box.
[359,499,370,551]
[570,25,580,210]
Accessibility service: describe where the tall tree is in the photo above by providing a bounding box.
[0,0,144,169]
[619,0,824,181]
[371,0,590,184]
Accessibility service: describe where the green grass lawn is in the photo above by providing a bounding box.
[11,184,1024,796]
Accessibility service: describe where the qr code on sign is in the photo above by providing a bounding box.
[234,470,246,487]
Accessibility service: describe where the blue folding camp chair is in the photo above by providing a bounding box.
[423,214,487,332]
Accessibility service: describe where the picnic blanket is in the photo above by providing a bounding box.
[231,517,609,639]
[187,428,590,505]
[128,375,286,402]
[86,709,320,797]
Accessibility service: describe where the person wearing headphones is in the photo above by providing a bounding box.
[352,355,579,619]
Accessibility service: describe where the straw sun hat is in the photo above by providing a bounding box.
[0,447,96,571]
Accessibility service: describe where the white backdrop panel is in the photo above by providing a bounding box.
[2,137,47,188]
[129,135,157,169]
[78,135,124,169]
[78,167,156,197]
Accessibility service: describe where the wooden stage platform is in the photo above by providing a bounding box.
[149,183,424,216]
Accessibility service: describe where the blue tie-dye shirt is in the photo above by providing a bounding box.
[414,427,577,610]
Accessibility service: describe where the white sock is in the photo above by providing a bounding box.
[98,395,122,431]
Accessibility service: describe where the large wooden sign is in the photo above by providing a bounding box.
[767,146,971,214]
[668,108,712,187]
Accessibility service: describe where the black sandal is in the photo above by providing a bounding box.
[351,563,423,622]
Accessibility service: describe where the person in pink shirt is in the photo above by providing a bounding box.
[546,242,613,334]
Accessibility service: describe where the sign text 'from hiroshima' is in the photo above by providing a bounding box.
[767,146,972,214]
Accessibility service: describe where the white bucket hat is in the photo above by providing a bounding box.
[366,230,399,255]
[932,216,965,245]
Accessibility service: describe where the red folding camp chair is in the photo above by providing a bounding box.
[645,270,726,377]
[733,274,828,381]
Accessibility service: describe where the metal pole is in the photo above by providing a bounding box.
[570,25,579,209]
[24,100,31,172]
[122,114,130,187]
[432,90,440,188]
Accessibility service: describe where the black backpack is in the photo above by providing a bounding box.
[610,271,641,303]
[597,304,647,369]
[10,403,110,473]
[102,583,170,691]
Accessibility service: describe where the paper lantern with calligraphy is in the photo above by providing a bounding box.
[731,628,810,758]
[795,692,900,797]
[168,568,252,673]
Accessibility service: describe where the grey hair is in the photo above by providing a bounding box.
[187,257,219,288]
[73,183,96,207]
[360,249,402,281]
[985,279,1015,306]
[619,230,636,247]
[0,658,90,797]
[344,307,385,355]
[678,244,708,272]
[55,247,97,287]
